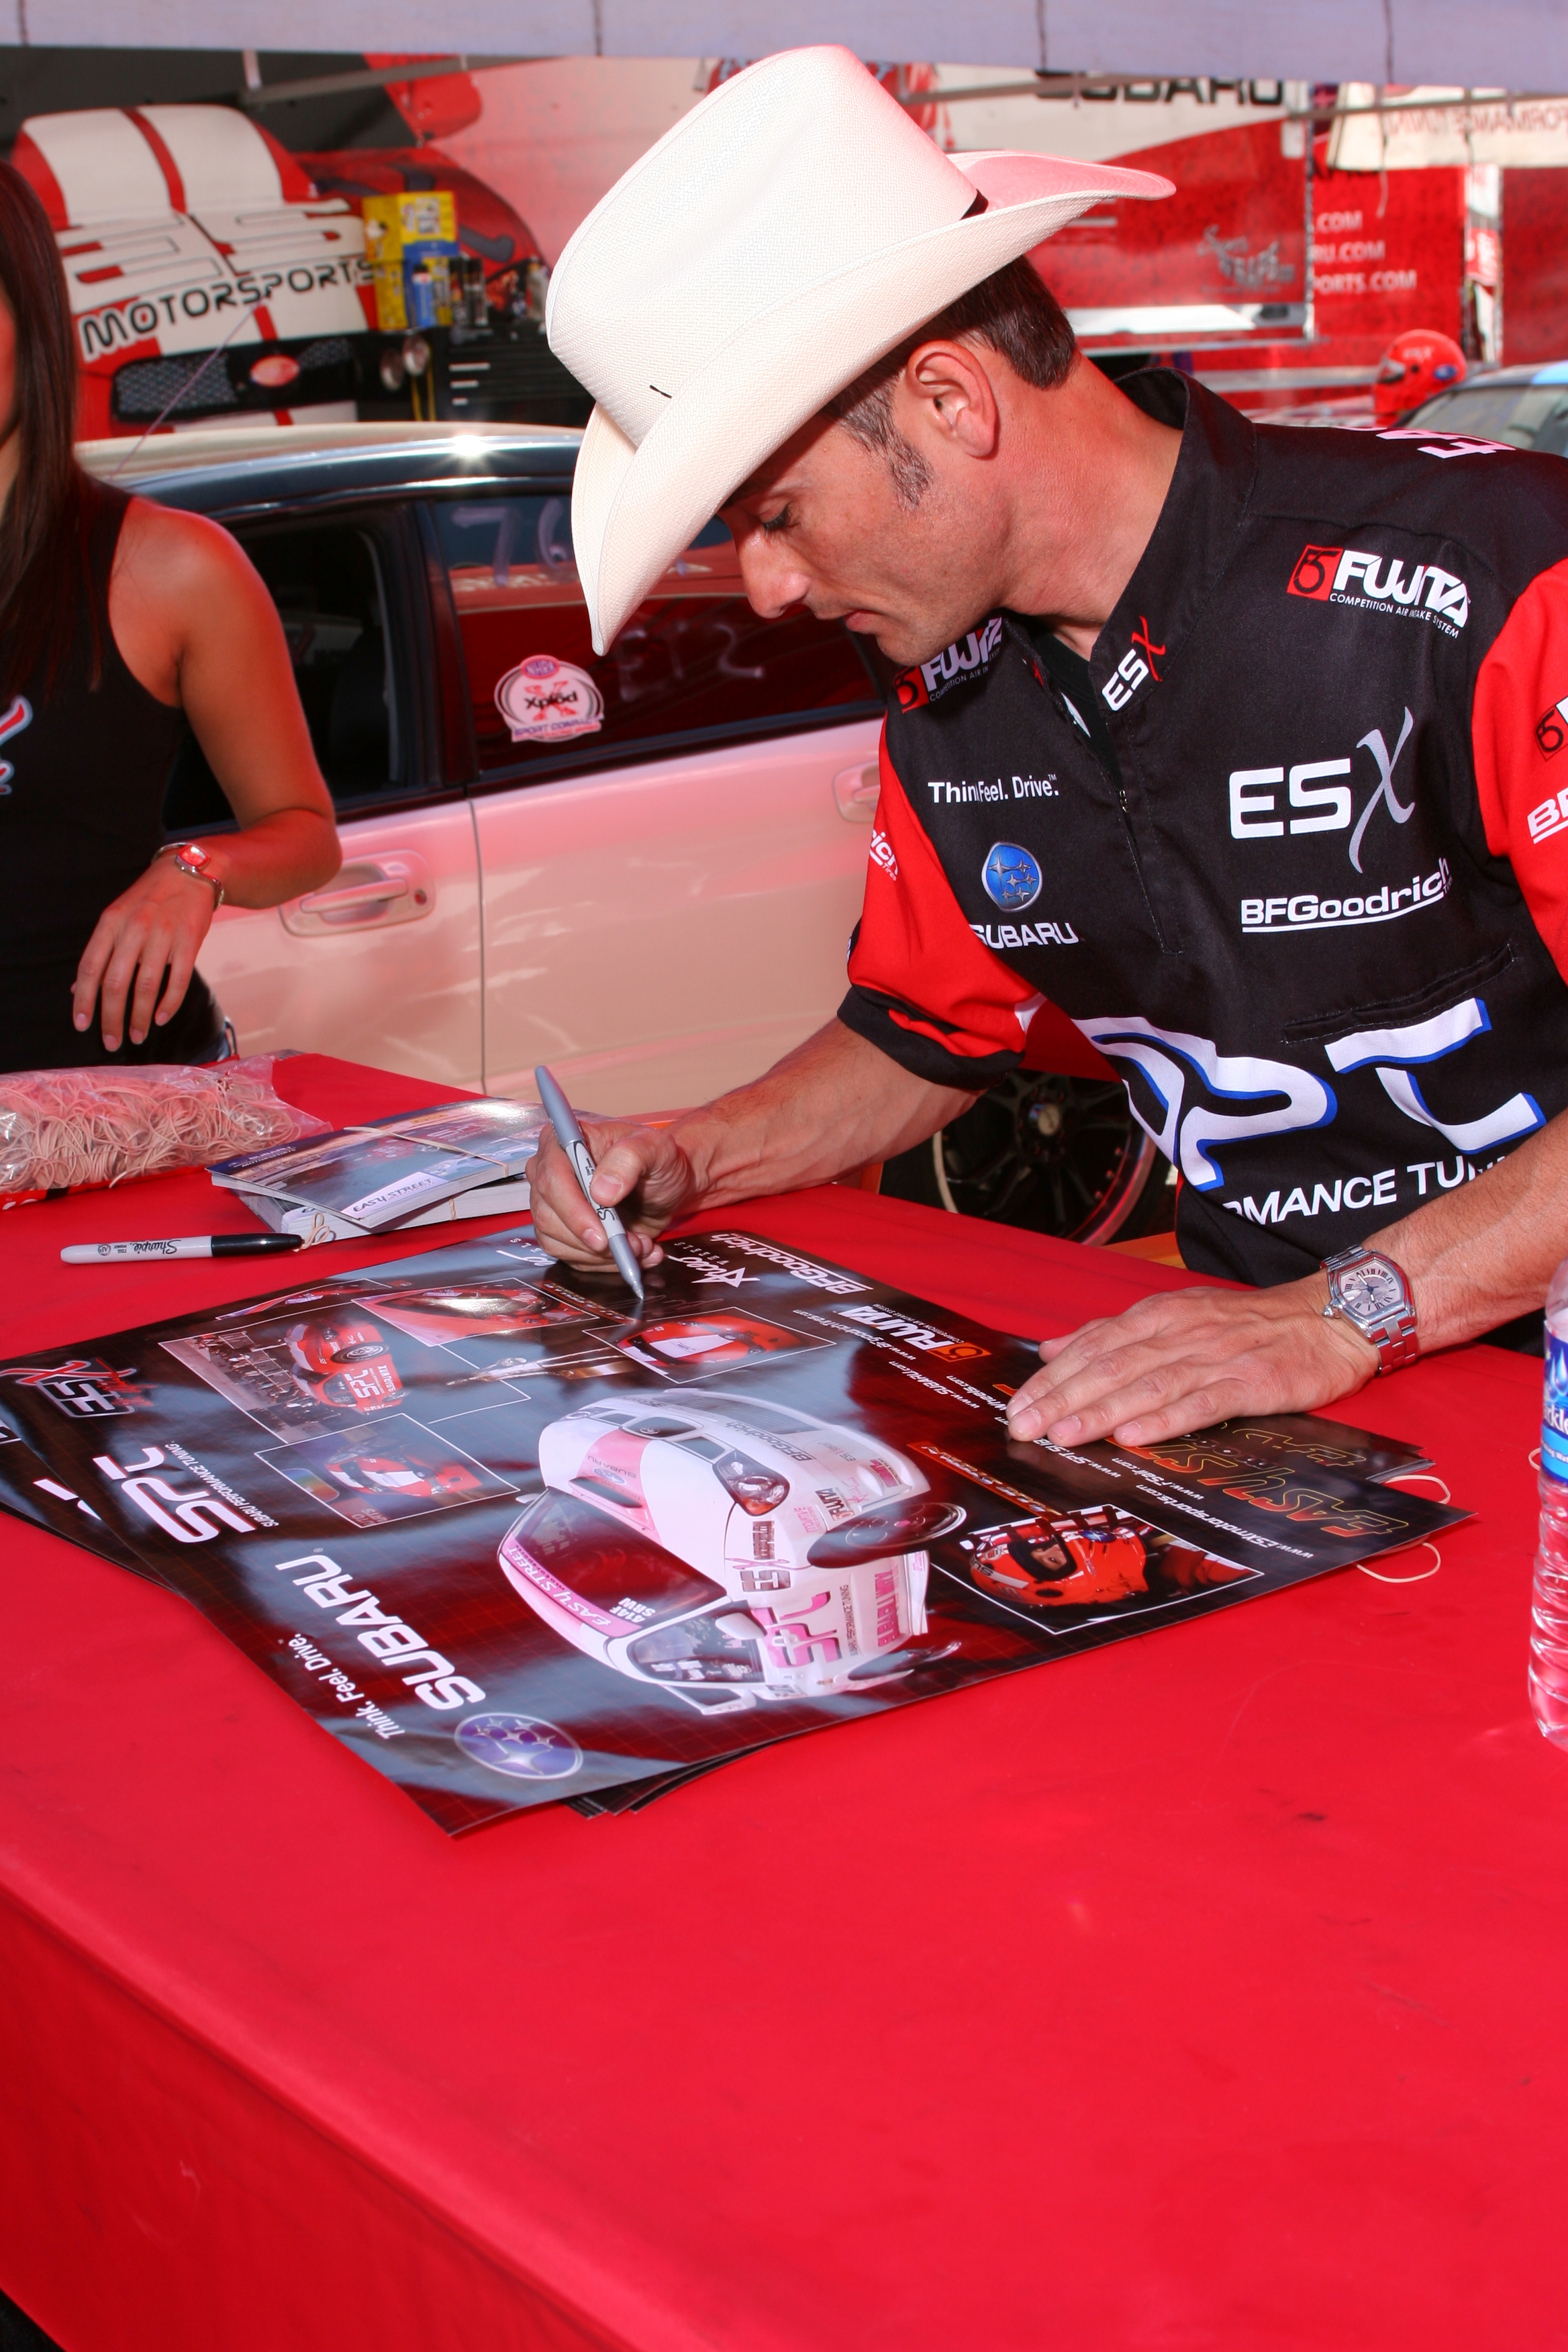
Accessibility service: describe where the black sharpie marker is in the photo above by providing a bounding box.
[61,1234,305,1263]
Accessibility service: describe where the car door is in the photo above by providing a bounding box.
[170,500,484,1089]
[430,492,886,1112]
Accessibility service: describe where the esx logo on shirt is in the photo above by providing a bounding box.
[1101,618,1166,712]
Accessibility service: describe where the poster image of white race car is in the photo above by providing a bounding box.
[498,1395,967,1712]
[0,1226,1466,1835]
[257,1414,516,1529]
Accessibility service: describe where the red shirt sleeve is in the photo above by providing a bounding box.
[838,734,1050,1087]
[1473,555,1568,979]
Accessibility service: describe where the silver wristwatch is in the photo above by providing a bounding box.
[1320,1244,1419,1374]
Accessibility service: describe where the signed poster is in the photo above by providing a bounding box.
[0,1228,1464,1832]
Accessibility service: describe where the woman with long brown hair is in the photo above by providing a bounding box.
[0,160,341,1071]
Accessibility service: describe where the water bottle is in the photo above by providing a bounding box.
[1530,1259,1568,1739]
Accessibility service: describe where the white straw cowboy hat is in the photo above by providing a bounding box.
[546,45,1173,653]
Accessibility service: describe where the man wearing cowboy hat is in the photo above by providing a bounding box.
[532,45,1568,1450]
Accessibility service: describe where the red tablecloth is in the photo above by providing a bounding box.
[1,1056,1562,2352]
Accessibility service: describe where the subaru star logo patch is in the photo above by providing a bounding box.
[456,1712,583,1779]
[982,842,1042,912]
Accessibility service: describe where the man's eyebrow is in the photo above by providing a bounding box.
[727,473,801,503]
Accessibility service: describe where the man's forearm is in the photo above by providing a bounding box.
[669,1020,975,1210]
[1371,1102,1568,1349]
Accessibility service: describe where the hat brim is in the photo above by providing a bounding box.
[572,158,1171,653]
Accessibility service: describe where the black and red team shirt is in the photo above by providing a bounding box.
[838,368,1568,1286]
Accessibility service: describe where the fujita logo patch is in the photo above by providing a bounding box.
[1287,544,1469,632]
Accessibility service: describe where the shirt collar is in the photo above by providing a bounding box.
[1086,366,1259,709]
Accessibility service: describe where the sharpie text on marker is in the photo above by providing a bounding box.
[61,1234,306,1263]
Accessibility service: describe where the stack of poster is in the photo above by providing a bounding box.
[0,1228,1465,1832]
[207,1099,545,1242]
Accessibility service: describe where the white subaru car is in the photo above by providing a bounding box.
[497,1392,965,1712]
[81,420,887,1117]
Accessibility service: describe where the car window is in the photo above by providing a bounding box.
[628,1610,766,1685]
[513,1489,725,1617]
[163,516,407,830]
[431,492,883,781]
[1408,383,1568,452]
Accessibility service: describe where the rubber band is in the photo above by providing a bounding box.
[1384,1471,1453,1504]
[1359,1542,1442,1584]
[0,1057,326,1203]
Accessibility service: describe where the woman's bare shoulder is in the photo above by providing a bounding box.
[107,491,278,703]
[113,493,250,589]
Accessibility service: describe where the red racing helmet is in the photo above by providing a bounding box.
[1374,330,1467,427]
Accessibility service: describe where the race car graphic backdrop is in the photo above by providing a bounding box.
[12,105,537,438]
[0,1231,1462,1833]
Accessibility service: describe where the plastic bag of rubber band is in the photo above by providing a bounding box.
[0,1057,329,1208]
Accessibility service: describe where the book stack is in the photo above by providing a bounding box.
[209,1099,546,1243]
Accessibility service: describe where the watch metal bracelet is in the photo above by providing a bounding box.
[1320,1244,1419,1375]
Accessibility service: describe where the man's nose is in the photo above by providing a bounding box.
[735,533,812,620]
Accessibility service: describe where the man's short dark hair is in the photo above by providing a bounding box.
[826,256,1077,507]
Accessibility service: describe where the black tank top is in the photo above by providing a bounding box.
[0,479,223,1073]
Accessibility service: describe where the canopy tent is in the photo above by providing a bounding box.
[11,2,1568,97]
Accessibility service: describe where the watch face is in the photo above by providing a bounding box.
[1338,1261,1406,1320]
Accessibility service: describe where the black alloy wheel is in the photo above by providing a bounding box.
[879,1073,1171,1245]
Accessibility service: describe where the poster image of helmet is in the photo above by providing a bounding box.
[362,1279,602,1345]
[162,1311,405,1439]
[959,1508,1255,1630]
[612,1310,830,1383]
[256,1413,515,1528]
[497,1392,967,1712]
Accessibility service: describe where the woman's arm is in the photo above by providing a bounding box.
[73,498,342,1052]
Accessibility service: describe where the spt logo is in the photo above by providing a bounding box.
[1288,546,1342,601]
[0,694,32,794]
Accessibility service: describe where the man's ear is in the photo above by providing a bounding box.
[900,339,1001,458]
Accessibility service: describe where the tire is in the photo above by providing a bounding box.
[879,1072,1170,1245]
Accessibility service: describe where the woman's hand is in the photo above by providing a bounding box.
[71,853,219,1052]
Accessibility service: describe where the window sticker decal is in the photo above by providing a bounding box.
[495,654,604,744]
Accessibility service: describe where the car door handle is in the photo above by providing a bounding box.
[298,879,407,914]
[833,762,880,822]
[280,853,436,937]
